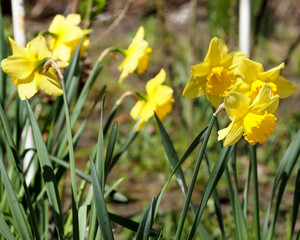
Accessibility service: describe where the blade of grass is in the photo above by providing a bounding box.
[79,205,88,240]
[250,144,261,240]
[204,153,226,239]
[174,115,216,240]
[105,121,118,181]
[90,155,114,240]
[0,158,32,240]
[108,212,160,237]
[234,186,249,240]
[0,104,40,239]
[25,99,64,239]
[155,114,212,239]
[0,213,16,240]
[136,197,156,240]
[290,161,300,239]
[61,75,79,239]
[263,130,300,240]
[187,145,234,240]
[109,121,139,170]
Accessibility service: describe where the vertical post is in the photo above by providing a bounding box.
[239,0,251,56]
[11,0,26,47]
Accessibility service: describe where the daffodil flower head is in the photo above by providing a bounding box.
[183,37,248,108]
[118,26,152,83]
[1,36,67,100]
[48,14,91,62]
[130,69,174,131]
[232,58,297,101]
[218,83,279,146]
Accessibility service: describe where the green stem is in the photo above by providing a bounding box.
[250,144,261,240]
[174,115,216,240]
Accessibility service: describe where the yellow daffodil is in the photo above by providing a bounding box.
[183,37,248,108]
[118,26,152,83]
[232,58,297,101]
[130,69,174,130]
[218,84,279,146]
[1,36,67,100]
[48,14,91,62]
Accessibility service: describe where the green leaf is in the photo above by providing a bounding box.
[61,75,79,239]
[105,121,118,181]
[108,212,160,237]
[0,159,32,240]
[136,197,155,240]
[234,187,249,240]
[263,130,300,240]
[155,114,212,240]
[90,155,114,240]
[25,99,64,239]
[79,205,88,240]
[290,161,300,239]
[188,145,234,240]
[0,213,16,240]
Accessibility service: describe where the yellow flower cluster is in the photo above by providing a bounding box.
[1,14,89,100]
[183,37,297,146]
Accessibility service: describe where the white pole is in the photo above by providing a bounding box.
[239,0,251,55]
[11,0,26,47]
[11,0,35,185]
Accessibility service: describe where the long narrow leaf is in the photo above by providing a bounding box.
[0,158,32,240]
[234,187,249,240]
[136,197,155,240]
[90,155,114,240]
[25,99,64,239]
[188,145,234,240]
[0,213,16,240]
[290,162,300,239]
[61,76,79,239]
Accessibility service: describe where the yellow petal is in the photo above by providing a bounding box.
[274,76,297,98]
[36,69,63,96]
[223,120,244,146]
[137,47,151,74]
[146,69,166,96]
[224,92,250,120]
[17,78,39,100]
[48,14,65,33]
[206,93,224,108]
[226,51,248,71]
[250,84,279,114]
[182,74,206,98]
[190,62,210,77]
[130,100,145,120]
[1,56,34,80]
[204,37,228,65]
[258,63,284,82]
[155,99,174,121]
[27,36,52,60]
[8,37,31,57]
[132,26,145,43]
[52,43,72,62]
[66,14,81,25]
[237,59,263,84]
[152,85,173,105]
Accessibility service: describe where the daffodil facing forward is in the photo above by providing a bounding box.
[1,36,67,100]
[118,26,152,83]
[48,14,91,62]
[130,69,174,130]
[183,37,248,108]
[232,58,297,101]
[218,84,279,146]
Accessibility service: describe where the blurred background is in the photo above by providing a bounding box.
[1,0,299,238]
